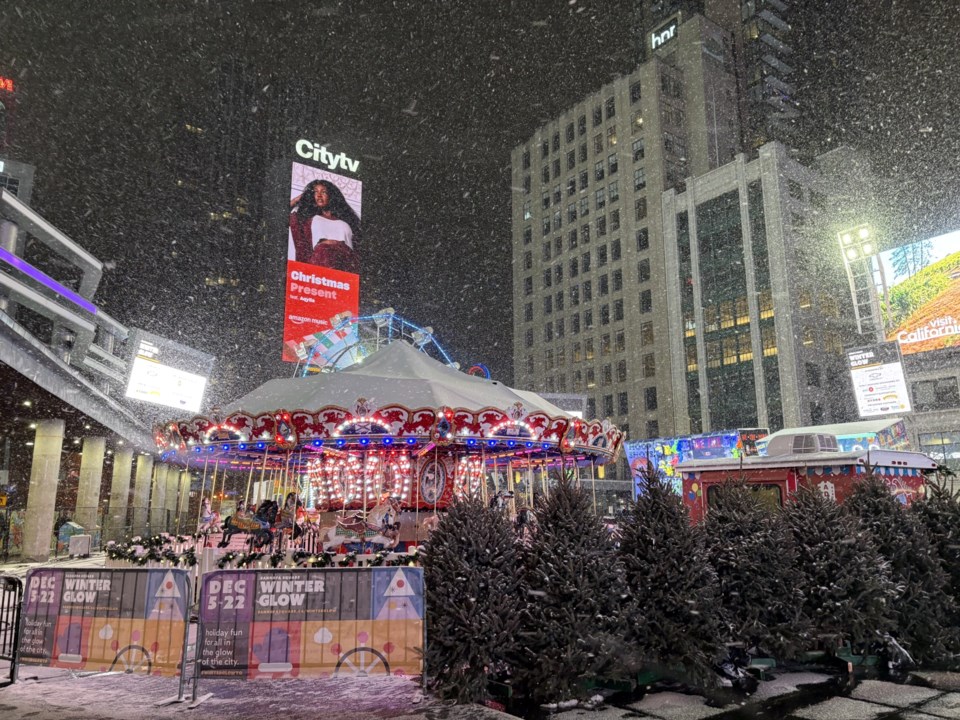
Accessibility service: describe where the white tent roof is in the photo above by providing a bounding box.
[224,340,572,417]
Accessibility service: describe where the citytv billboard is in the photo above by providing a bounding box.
[282,158,361,363]
[872,229,960,356]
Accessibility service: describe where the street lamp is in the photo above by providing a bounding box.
[838,224,884,339]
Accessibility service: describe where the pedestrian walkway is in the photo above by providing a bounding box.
[0,551,107,579]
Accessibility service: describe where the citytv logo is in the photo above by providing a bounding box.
[295,139,360,174]
[650,18,678,50]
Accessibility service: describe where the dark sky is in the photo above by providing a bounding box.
[1,0,958,402]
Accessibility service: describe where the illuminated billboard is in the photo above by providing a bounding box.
[283,160,361,363]
[872,229,960,356]
[124,329,214,414]
[847,343,911,418]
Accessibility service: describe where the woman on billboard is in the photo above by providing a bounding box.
[289,179,360,274]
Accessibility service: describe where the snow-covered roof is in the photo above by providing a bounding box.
[676,448,937,474]
[761,418,904,440]
[224,340,572,417]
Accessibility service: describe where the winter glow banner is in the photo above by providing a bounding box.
[196,568,423,679]
[17,568,190,676]
[282,161,362,363]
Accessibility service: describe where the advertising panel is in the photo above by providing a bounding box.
[124,329,214,414]
[18,568,190,676]
[196,567,423,680]
[871,229,960,356]
[847,343,912,418]
[283,161,361,363]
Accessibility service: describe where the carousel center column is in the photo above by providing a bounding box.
[131,453,154,536]
[164,463,180,532]
[177,469,191,532]
[21,419,65,562]
[150,463,168,533]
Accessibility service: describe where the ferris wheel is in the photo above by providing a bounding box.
[296,308,457,376]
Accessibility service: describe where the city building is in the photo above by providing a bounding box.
[511,13,877,462]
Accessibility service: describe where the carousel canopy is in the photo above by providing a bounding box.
[224,340,570,418]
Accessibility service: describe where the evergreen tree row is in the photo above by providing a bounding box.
[422,471,960,705]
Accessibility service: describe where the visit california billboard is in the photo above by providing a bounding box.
[872,229,960,356]
[283,156,362,363]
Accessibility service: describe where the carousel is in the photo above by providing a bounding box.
[155,321,624,551]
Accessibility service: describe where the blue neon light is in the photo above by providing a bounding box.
[0,246,98,315]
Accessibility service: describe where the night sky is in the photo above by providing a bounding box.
[1,0,958,403]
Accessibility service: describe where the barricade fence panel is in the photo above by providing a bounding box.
[17,568,191,680]
[0,576,24,684]
[194,566,423,692]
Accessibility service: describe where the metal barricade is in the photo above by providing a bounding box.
[0,575,24,685]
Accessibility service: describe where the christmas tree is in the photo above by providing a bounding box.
[846,475,958,664]
[782,485,898,653]
[421,496,523,703]
[912,477,960,608]
[513,475,626,705]
[703,478,810,660]
[618,469,721,686]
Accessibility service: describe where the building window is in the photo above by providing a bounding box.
[569,257,579,278]
[914,378,960,412]
[617,360,627,383]
[614,299,624,321]
[523,227,532,244]
[541,141,549,158]
[640,321,654,346]
[638,258,650,282]
[522,200,532,220]
[566,122,575,143]
[523,251,532,270]
[600,333,612,356]
[597,244,608,266]
[523,302,533,322]
[545,349,554,371]
[523,175,531,194]
[541,190,550,210]
[542,242,551,262]
[556,317,565,338]
[607,126,618,147]
[525,328,534,348]
[636,228,649,251]
[615,330,626,352]
[605,96,616,119]
[646,420,659,438]
[618,391,629,415]
[581,224,591,244]
[553,183,562,205]
[635,196,647,221]
[579,143,587,163]
[595,187,606,210]
[525,355,534,374]
[522,149,531,169]
[542,166,550,183]
[544,295,553,314]
[632,111,644,132]
[578,114,587,136]
[599,274,609,296]
[567,150,576,170]
[543,269,552,288]
[609,181,620,204]
[584,308,594,329]
[556,290,565,312]
[601,365,612,387]
[579,196,589,217]
[555,263,563,283]
[573,342,582,363]
[634,167,647,191]
[582,252,592,273]
[579,169,589,190]
[552,132,560,152]
[594,160,605,182]
[567,203,577,223]
[788,178,804,200]
[567,177,577,196]
[632,138,645,162]
[600,304,610,325]
[643,353,656,378]
[686,343,698,372]
[761,325,777,356]
[603,394,614,417]
[608,153,619,175]
[612,269,623,292]
[759,289,774,319]
[524,276,533,296]
[583,279,593,301]
[544,322,553,342]
[568,229,578,250]
[594,133,603,154]
[597,216,607,237]
[586,337,595,361]
[611,238,621,260]
[610,210,620,231]
[640,289,652,313]
[645,386,658,411]
[552,158,561,178]
[571,285,580,306]
[593,105,602,127]
[572,313,581,334]
[630,81,642,103]
[542,217,551,237]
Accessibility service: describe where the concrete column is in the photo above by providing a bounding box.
[178,470,191,532]
[150,464,168,533]
[131,454,154,536]
[21,420,65,562]
[107,447,134,541]
[164,464,180,531]
[74,436,106,534]
[0,220,19,315]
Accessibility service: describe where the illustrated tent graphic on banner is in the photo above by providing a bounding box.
[374,568,422,620]
[148,569,186,620]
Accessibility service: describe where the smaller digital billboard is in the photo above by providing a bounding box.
[124,329,214,414]
[872,229,960,356]
[847,343,911,418]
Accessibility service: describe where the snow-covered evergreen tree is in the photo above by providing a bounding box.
[703,479,810,659]
[912,477,960,606]
[782,484,898,652]
[421,496,523,703]
[618,469,721,686]
[846,475,958,664]
[513,476,625,705]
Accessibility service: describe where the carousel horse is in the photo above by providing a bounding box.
[319,496,403,552]
[198,498,221,534]
[220,499,278,549]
